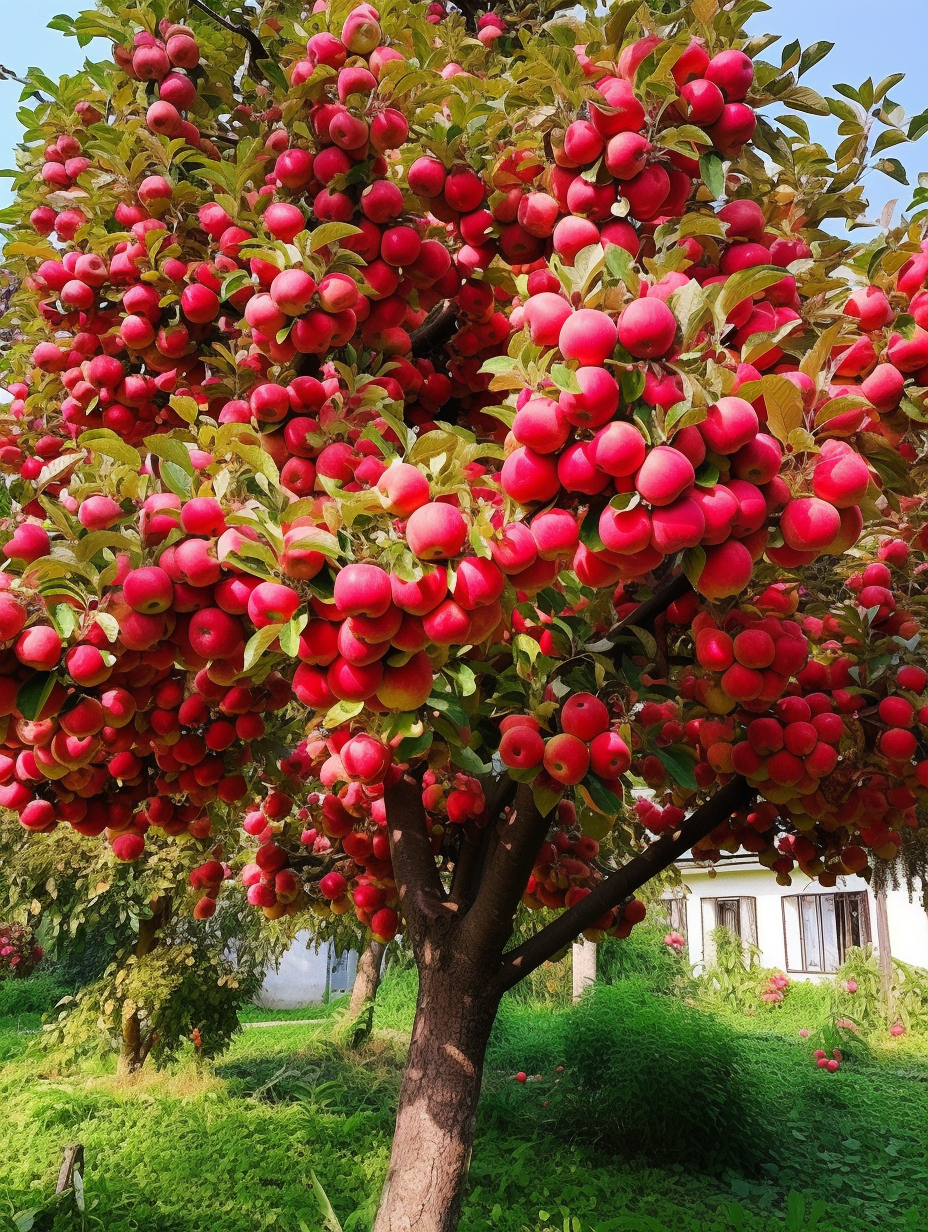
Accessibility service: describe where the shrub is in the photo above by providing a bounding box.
[597,917,693,997]
[0,971,68,1017]
[0,922,43,979]
[487,979,768,1173]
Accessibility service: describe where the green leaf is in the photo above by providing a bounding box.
[658,124,710,154]
[874,158,909,185]
[231,442,280,485]
[872,128,908,156]
[309,222,362,252]
[479,355,519,376]
[681,546,706,591]
[798,41,834,77]
[161,461,192,499]
[656,746,697,791]
[16,673,56,722]
[609,490,641,512]
[699,153,725,199]
[94,613,121,643]
[603,0,644,50]
[549,364,582,394]
[278,612,308,657]
[242,623,284,673]
[872,73,905,105]
[443,660,477,697]
[714,266,790,330]
[532,779,563,817]
[427,692,469,729]
[310,1172,345,1232]
[256,59,290,95]
[451,744,491,775]
[620,368,646,403]
[579,513,607,553]
[665,403,706,435]
[782,85,830,116]
[761,376,805,444]
[169,395,200,425]
[323,699,365,729]
[144,435,194,476]
[51,603,77,640]
[580,773,622,817]
[80,432,142,470]
[396,731,433,760]
[604,243,640,295]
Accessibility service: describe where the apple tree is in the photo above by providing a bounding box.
[3,0,928,1226]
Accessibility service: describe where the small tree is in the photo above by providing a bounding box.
[4,0,928,1227]
[0,819,287,1069]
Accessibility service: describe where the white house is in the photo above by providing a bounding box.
[257,933,358,1009]
[666,855,928,979]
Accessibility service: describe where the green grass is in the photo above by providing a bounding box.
[237,998,347,1023]
[1,972,928,1232]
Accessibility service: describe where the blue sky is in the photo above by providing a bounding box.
[2,1,928,218]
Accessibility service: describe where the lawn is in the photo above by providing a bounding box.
[2,969,928,1232]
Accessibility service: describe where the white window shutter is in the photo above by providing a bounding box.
[701,898,718,966]
[783,897,802,971]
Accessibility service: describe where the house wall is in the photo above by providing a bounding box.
[676,861,928,980]
[257,932,332,1008]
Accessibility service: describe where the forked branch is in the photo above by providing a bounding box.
[186,0,272,79]
[492,775,755,992]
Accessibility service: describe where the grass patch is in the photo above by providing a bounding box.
[237,998,347,1023]
[1,968,928,1231]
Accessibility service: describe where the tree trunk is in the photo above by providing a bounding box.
[116,895,170,1077]
[117,1008,146,1077]
[347,939,387,1020]
[372,959,499,1232]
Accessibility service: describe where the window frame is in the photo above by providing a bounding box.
[782,891,871,973]
[700,895,758,964]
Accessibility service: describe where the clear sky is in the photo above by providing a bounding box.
[2,0,928,218]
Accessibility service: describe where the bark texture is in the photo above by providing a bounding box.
[348,939,387,1019]
[371,959,499,1232]
[117,896,170,1076]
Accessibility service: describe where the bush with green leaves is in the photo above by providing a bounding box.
[47,903,268,1067]
[0,922,43,981]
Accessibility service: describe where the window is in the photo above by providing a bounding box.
[328,946,357,995]
[701,896,757,964]
[660,891,688,940]
[783,892,871,973]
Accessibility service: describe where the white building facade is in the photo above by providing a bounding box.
[257,933,358,1009]
[668,856,928,979]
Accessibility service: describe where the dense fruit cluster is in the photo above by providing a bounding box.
[3,0,928,953]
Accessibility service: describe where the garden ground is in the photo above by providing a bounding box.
[2,959,928,1232]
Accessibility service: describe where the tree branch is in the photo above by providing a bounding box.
[610,571,691,639]
[385,768,448,954]
[448,774,518,913]
[457,782,550,962]
[410,299,458,359]
[491,775,755,993]
[186,0,272,80]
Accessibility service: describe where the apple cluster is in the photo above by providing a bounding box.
[5,0,928,956]
[113,23,215,153]
[499,693,630,795]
